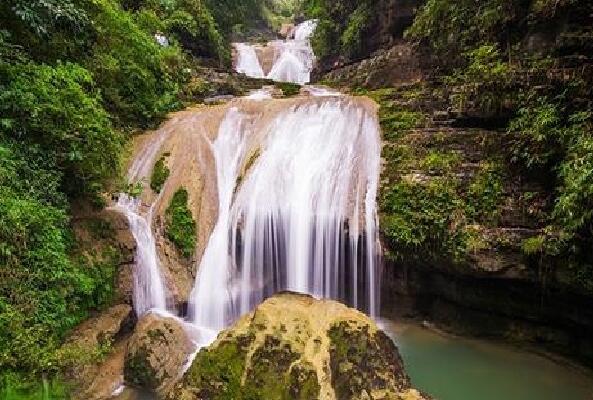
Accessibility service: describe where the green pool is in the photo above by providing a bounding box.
[381,320,593,400]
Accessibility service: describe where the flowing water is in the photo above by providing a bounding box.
[188,98,382,330]
[109,18,593,400]
[113,129,170,316]
[234,43,265,78]
[234,20,317,84]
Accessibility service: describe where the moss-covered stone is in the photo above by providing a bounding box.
[274,81,301,97]
[124,344,160,389]
[169,293,428,400]
[124,314,192,396]
[182,334,254,399]
[328,321,409,400]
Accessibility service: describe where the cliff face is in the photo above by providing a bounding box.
[315,0,593,367]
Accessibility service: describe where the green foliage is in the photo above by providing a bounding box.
[521,235,546,255]
[446,45,513,114]
[406,0,521,63]
[0,374,69,400]
[205,0,267,37]
[340,4,371,59]
[0,0,91,62]
[86,0,181,127]
[165,188,197,257]
[0,62,124,198]
[0,145,118,377]
[380,178,465,260]
[146,0,229,65]
[510,99,562,168]
[554,113,593,234]
[420,151,462,174]
[466,161,504,222]
[303,0,377,61]
[150,154,170,193]
[275,81,301,97]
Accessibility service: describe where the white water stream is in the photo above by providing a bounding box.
[234,20,317,84]
[188,98,382,330]
[112,128,170,317]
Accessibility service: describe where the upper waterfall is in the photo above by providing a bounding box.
[233,20,318,85]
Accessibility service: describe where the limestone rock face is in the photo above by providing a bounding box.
[168,292,429,400]
[124,313,193,397]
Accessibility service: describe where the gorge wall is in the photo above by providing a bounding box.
[313,0,593,366]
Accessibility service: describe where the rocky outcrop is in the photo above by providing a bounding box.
[64,305,136,400]
[319,44,424,89]
[124,313,194,397]
[168,292,429,400]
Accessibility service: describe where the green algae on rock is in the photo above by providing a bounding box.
[168,292,429,400]
[124,313,193,397]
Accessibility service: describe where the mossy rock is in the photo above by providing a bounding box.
[124,313,193,397]
[168,292,429,400]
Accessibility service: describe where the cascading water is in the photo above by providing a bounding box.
[116,195,167,316]
[188,107,251,330]
[234,43,265,78]
[112,130,170,317]
[233,20,317,84]
[189,98,382,331]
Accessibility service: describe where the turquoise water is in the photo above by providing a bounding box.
[382,321,593,400]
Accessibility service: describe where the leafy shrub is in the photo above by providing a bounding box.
[466,161,504,223]
[0,0,91,62]
[303,0,377,62]
[554,112,593,234]
[0,145,117,375]
[340,4,371,59]
[380,178,465,261]
[274,81,301,97]
[165,188,197,257]
[150,154,171,193]
[0,62,124,198]
[85,0,181,127]
[446,44,513,114]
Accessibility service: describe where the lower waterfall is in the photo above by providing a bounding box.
[189,97,382,331]
[113,128,170,317]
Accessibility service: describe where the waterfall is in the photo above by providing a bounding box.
[116,195,167,316]
[189,98,382,330]
[188,107,251,329]
[234,43,265,78]
[267,20,317,84]
[112,130,170,317]
[233,20,318,85]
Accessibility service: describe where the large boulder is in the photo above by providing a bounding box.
[124,313,194,397]
[168,292,429,400]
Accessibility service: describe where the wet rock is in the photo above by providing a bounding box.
[67,304,136,354]
[168,292,429,400]
[64,305,136,400]
[124,313,193,398]
[279,23,295,38]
